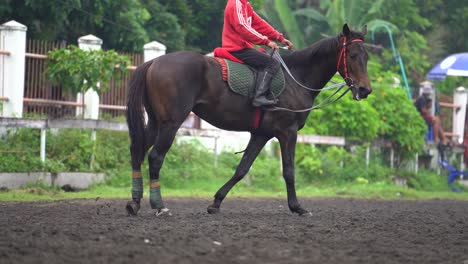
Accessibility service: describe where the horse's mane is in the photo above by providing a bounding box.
[283,31,365,67]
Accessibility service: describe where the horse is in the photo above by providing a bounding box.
[125,24,371,216]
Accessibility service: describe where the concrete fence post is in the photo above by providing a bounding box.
[144,41,166,62]
[0,20,27,118]
[77,34,102,120]
[142,41,166,124]
[453,87,467,144]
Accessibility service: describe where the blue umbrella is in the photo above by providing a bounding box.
[427,52,468,80]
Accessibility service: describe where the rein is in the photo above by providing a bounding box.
[273,50,345,92]
[266,37,363,113]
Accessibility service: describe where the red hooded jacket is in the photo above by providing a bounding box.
[222,0,284,52]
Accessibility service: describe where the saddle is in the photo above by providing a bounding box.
[213,48,285,99]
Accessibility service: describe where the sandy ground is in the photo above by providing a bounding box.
[1,197,467,263]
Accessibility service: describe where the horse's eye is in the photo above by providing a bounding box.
[350,54,358,60]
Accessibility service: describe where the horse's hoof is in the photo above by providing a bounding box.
[293,207,312,217]
[207,206,220,214]
[299,211,313,217]
[155,208,170,216]
[126,201,140,216]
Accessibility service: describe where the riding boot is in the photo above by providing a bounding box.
[252,71,277,107]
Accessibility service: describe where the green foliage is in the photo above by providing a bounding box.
[432,76,468,96]
[301,61,426,161]
[141,0,185,51]
[406,170,451,192]
[0,128,129,173]
[370,0,431,86]
[46,45,131,96]
[367,61,427,156]
[93,130,129,172]
[241,151,282,191]
[46,129,94,172]
[295,145,393,186]
[267,0,306,48]
[161,139,216,188]
[302,76,380,143]
[0,127,459,196]
[0,0,229,53]
[20,180,62,196]
[0,129,44,172]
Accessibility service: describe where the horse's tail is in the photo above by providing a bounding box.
[126,60,153,166]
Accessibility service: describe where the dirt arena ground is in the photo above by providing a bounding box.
[1,197,467,264]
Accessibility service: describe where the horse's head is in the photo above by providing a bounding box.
[337,24,372,100]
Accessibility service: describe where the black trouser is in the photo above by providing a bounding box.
[231,48,280,73]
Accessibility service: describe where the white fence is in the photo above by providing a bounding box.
[0,20,166,119]
[0,117,346,174]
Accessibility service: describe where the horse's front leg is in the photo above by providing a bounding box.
[207,134,271,214]
[278,131,310,216]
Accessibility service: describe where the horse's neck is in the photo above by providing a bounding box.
[283,46,338,92]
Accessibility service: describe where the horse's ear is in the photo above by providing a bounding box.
[343,24,350,36]
[361,25,367,36]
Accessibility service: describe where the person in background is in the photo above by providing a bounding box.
[414,93,448,146]
[222,0,293,107]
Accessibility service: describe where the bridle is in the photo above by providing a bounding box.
[267,36,365,113]
[337,37,364,89]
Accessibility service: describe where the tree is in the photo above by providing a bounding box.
[141,0,185,52]
[156,0,226,53]
[46,45,131,96]
[261,0,306,49]
[371,0,431,87]
[262,0,435,91]
[0,0,151,51]
[0,0,81,40]
[415,0,468,62]
[280,0,395,43]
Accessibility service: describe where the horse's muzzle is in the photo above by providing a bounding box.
[355,86,372,100]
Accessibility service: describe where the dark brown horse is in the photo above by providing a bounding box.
[125,24,371,216]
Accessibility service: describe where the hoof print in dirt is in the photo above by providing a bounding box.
[126,201,140,216]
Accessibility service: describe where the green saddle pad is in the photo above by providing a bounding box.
[224,59,285,99]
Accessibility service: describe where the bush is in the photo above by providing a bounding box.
[0,128,128,173]
[302,61,427,163]
[0,129,44,172]
[295,144,393,186]
[0,127,454,193]
[406,170,451,192]
[47,129,94,172]
[162,139,216,188]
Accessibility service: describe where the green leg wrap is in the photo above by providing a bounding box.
[131,174,143,200]
[149,179,165,209]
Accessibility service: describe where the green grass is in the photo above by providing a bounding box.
[1,181,468,202]
[3,128,467,202]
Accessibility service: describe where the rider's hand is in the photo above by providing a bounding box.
[267,41,279,51]
[281,38,294,50]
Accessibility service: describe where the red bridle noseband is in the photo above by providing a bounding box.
[336,37,363,87]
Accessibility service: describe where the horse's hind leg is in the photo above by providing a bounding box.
[207,134,271,214]
[126,119,158,216]
[147,122,181,215]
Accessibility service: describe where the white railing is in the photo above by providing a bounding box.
[0,117,346,164]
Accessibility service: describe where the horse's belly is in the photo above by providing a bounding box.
[193,110,252,132]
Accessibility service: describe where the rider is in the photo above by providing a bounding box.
[222,0,294,107]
